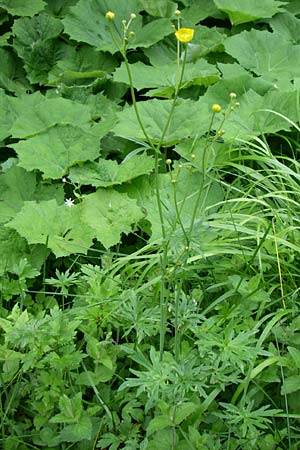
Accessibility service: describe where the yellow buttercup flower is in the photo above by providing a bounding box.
[175,28,194,43]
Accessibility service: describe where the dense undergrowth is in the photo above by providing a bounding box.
[1,0,300,449]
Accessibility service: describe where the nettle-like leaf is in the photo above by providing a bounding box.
[81,189,144,249]
[214,0,286,25]
[10,93,92,138]
[224,30,300,82]
[63,0,173,53]
[13,13,64,83]
[0,0,46,17]
[69,154,155,187]
[6,200,94,257]
[11,125,101,179]
[113,98,212,146]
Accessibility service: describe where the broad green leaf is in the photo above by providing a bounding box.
[181,1,223,25]
[81,189,144,249]
[0,0,46,16]
[63,0,143,53]
[140,0,177,17]
[11,125,101,179]
[6,200,94,257]
[69,154,155,187]
[220,89,299,139]
[147,415,173,434]
[114,59,219,93]
[224,30,300,82]
[48,46,117,87]
[52,393,83,422]
[129,18,174,50]
[269,12,300,44]
[45,0,78,17]
[59,416,92,442]
[281,375,300,395]
[0,162,64,223]
[63,0,172,53]
[185,26,226,61]
[0,164,36,223]
[0,89,15,141]
[174,402,198,425]
[0,48,29,94]
[214,0,286,25]
[13,13,64,83]
[0,227,44,276]
[113,98,212,146]
[10,93,92,138]
[125,169,223,241]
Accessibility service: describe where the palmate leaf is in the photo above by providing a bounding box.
[141,0,177,17]
[0,227,44,276]
[69,154,155,187]
[81,189,144,249]
[269,11,300,44]
[0,0,46,16]
[0,162,64,223]
[63,0,173,53]
[0,89,15,141]
[11,125,101,179]
[113,59,219,94]
[0,48,29,95]
[214,0,286,25]
[6,200,94,257]
[13,13,64,83]
[10,93,91,138]
[113,98,212,146]
[224,29,300,82]
[48,46,117,87]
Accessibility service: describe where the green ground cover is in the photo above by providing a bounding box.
[1,0,300,448]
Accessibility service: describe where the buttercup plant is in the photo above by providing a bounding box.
[105,9,238,360]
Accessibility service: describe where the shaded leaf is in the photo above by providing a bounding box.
[81,189,144,249]
[0,89,15,141]
[6,200,94,257]
[0,0,46,16]
[11,125,101,179]
[69,154,155,187]
[214,0,286,25]
[224,29,300,82]
[113,98,212,146]
[114,59,219,94]
[140,0,177,17]
[10,93,91,138]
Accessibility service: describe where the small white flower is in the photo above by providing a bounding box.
[65,198,74,207]
[62,177,67,183]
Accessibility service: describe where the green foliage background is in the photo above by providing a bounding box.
[1,0,300,449]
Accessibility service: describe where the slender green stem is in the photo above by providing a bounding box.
[108,20,190,361]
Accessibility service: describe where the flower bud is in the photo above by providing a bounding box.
[175,9,181,16]
[105,11,115,21]
[229,92,236,99]
[130,13,136,19]
[166,158,172,165]
[212,103,221,113]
